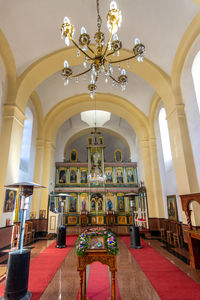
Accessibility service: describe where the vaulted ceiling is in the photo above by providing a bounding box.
[0,0,199,141]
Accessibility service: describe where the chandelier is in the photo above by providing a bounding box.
[60,0,145,98]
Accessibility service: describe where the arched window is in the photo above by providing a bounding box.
[19,107,33,172]
[192,50,200,113]
[158,108,172,163]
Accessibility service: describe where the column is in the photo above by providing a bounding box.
[0,104,25,222]
[149,136,165,218]
[167,104,199,194]
[31,138,44,218]
[40,140,56,213]
[138,139,158,218]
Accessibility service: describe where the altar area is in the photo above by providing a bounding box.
[49,133,149,234]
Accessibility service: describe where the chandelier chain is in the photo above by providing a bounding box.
[96,0,102,32]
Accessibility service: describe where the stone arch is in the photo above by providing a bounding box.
[30,91,44,139]
[42,93,149,143]
[171,12,200,101]
[15,47,175,113]
[0,29,16,102]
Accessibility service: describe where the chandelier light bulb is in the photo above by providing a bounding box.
[83,60,87,68]
[64,60,69,68]
[110,1,117,10]
[63,16,70,24]
[121,68,126,75]
[81,26,87,34]
[113,33,118,41]
[134,37,140,45]
[105,77,108,83]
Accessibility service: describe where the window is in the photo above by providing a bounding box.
[19,107,33,172]
[158,108,172,163]
[192,50,200,113]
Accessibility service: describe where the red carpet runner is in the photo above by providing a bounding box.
[0,236,77,300]
[121,236,200,300]
[77,262,121,299]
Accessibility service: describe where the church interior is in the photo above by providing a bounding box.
[1,0,200,299]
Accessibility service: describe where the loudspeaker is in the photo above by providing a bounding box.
[3,249,31,300]
[56,225,66,248]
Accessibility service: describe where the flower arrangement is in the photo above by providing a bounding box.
[76,228,119,256]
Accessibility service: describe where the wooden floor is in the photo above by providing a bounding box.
[1,237,200,299]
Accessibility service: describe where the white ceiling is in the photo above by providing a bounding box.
[0,0,198,75]
[0,0,199,132]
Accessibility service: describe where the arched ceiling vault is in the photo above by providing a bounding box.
[15,47,174,114]
[43,93,149,143]
[63,127,131,160]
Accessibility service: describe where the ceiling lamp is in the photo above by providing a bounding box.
[81,110,111,127]
[60,0,145,98]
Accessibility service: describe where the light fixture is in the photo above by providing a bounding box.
[60,0,145,98]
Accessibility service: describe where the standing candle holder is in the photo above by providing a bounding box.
[1,182,46,300]
[53,193,70,248]
[125,192,142,249]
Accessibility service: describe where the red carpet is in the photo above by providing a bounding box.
[121,236,200,300]
[77,262,121,299]
[0,236,77,300]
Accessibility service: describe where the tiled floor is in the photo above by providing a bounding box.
[1,236,200,299]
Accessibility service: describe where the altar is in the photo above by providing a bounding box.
[49,131,149,232]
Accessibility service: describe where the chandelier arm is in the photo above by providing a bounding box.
[102,26,114,58]
[86,45,96,55]
[69,67,92,78]
[70,37,94,60]
[108,55,137,64]
[109,74,120,84]
[105,50,117,58]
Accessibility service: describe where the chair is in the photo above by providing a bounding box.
[27,221,35,243]
[159,219,168,243]
[172,222,183,248]
[12,224,20,249]
[24,222,31,245]
[166,221,173,246]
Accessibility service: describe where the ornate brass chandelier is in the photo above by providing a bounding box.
[60,0,145,98]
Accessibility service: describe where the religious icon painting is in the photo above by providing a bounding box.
[98,136,104,145]
[117,193,125,212]
[79,193,88,212]
[69,167,77,184]
[69,193,77,213]
[105,167,113,184]
[114,149,122,162]
[80,168,88,184]
[98,198,103,211]
[91,198,96,211]
[70,149,77,162]
[167,195,178,221]
[106,192,114,211]
[126,167,135,183]
[4,189,17,212]
[58,168,67,184]
[116,167,124,184]
[88,136,93,146]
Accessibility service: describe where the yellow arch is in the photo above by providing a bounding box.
[30,91,44,138]
[0,29,16,102]
[193,0,200,6]
[149,93,162,138]
[15,47,175,113]
[42,93,149,142]
[172,12,200,101]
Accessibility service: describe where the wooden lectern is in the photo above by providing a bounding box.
[77,250,117,300]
